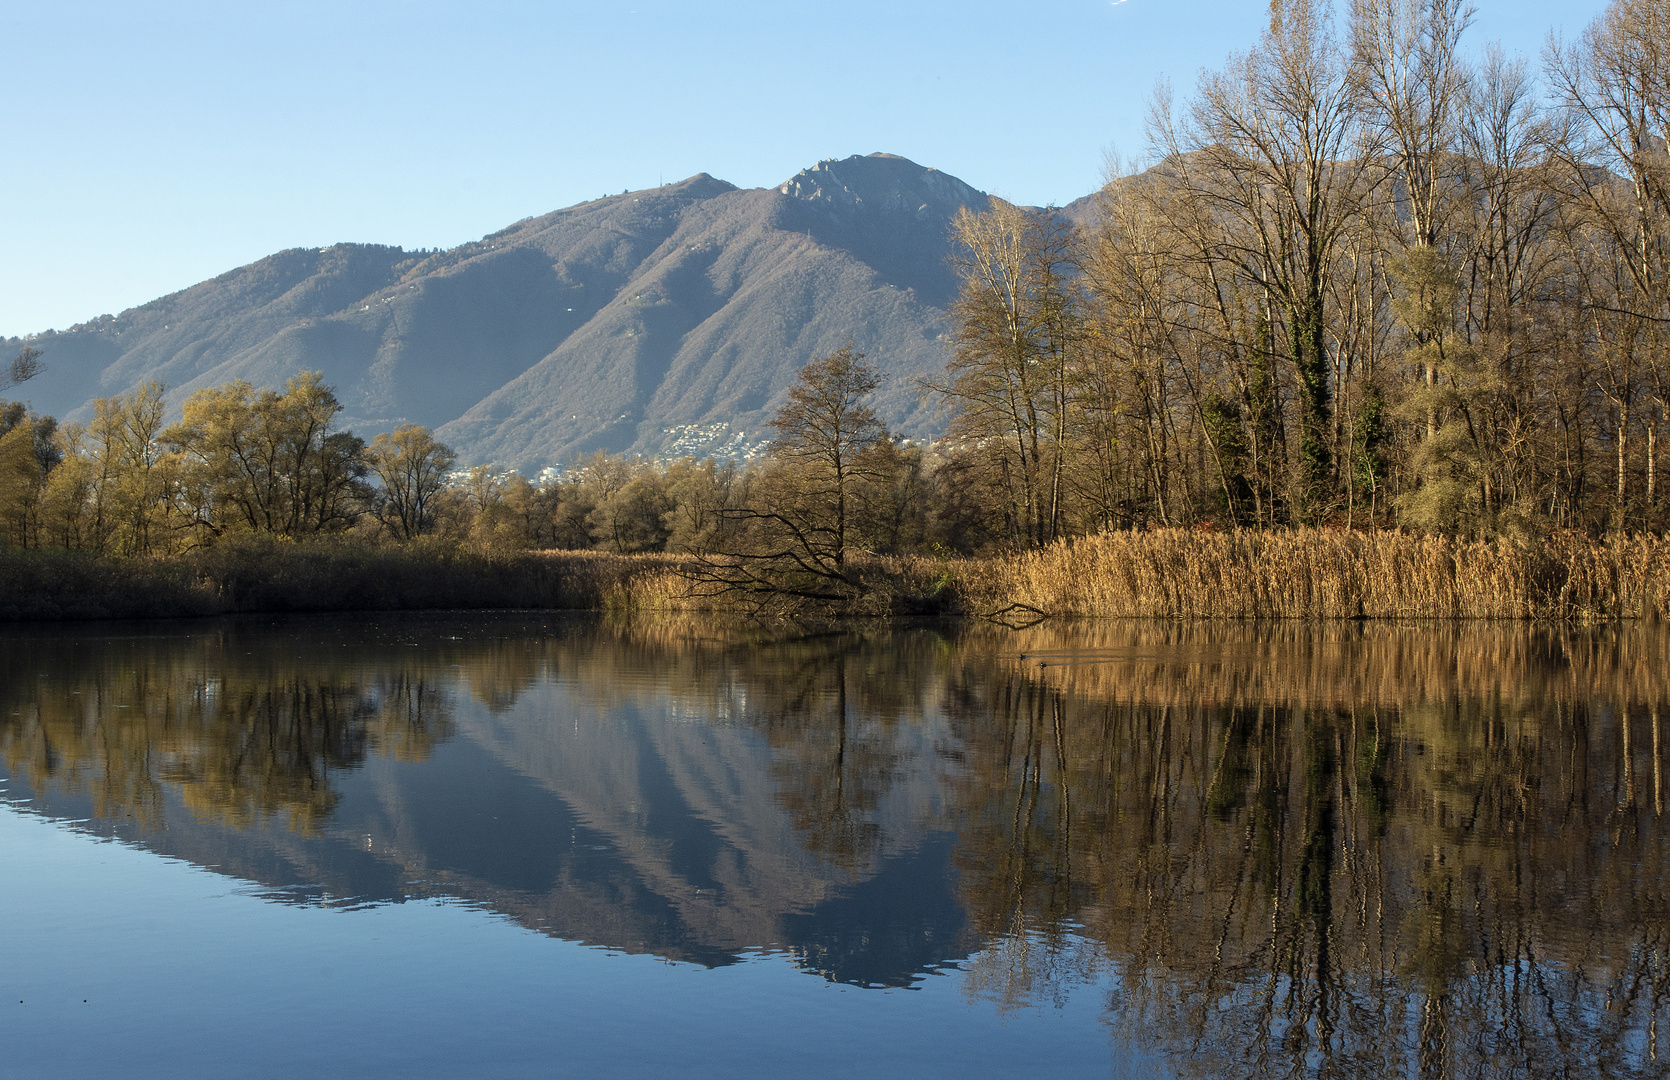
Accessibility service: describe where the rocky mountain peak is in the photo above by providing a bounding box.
[776,153,985,220]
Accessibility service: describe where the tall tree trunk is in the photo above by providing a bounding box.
[1647,421,1656,521]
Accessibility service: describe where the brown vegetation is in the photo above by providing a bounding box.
[954,527,1670,621]
[931,0,1670,539]
[610,526,1670,623]
[6,526,1667,623]
[0,541,686,621]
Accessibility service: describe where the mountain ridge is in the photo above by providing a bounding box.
[5,153,1010,471]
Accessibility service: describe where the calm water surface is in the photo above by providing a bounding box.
[3,613,1668,1078]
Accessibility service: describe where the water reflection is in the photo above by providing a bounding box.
[3,615,1668,1077]
[0,623,456,834]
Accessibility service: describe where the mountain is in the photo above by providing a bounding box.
[5,153,994,471]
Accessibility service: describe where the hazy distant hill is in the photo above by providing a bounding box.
[5,153,995,471]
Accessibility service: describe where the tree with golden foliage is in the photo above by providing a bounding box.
[365,424,456,540]
[166,371,368,539]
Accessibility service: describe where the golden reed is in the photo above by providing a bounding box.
[950,529,1670,622]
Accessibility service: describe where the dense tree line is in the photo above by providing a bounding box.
[0,335,959,562]
[934,0,1670,539]
[0,358,935,559]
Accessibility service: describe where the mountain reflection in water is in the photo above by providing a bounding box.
[3,614,1668,1078]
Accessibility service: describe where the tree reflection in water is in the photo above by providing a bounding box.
[2,615,1667,1077]
[0,621,456,833]
[941,622,1670,1078]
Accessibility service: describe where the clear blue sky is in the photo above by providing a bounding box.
[0,0,1610,338]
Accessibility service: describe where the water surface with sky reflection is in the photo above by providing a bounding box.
[3,613,1668,1078]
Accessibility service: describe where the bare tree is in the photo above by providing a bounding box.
[935,202,1081,546]
[1356,0,1475,478]
[683,346,892,610]
[1,346,42,392]
[1355,0,1476,250]
[765,344,888,568]
[1156,0,1383,513]
[366,424,456,540]
[1547,0,1670,527]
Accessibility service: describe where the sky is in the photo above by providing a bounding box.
[0,0,1613,339]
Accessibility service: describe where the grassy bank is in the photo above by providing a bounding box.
[3,529,1667,622]
[0,539,685,621]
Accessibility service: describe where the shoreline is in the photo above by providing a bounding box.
[2,528,1666,624]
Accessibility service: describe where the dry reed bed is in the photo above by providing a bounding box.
[956,529,1670,622]
[5,529,1666,622]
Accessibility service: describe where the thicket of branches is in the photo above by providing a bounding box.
[939,0,1670,540]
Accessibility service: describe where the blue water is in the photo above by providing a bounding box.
[2,807,1141,1079]
[5,614,1668,1078]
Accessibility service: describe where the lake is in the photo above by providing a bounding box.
[3,613,1667,1078]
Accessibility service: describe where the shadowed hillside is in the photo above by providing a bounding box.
[5,154,992,471]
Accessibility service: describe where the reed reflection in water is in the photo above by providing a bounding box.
[2,614,1667,1078]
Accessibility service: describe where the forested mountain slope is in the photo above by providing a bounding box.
[6,153,990,471]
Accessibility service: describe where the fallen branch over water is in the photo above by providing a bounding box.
[979,602,1053,629]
